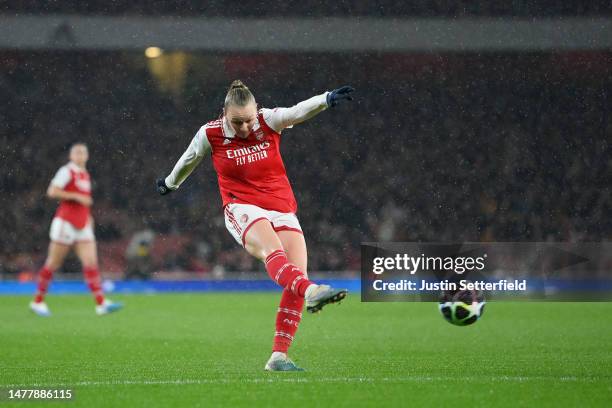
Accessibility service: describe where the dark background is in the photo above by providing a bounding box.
[1,3,610,277]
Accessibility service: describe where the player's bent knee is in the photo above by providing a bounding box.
[245,241,280,262]
[277,231,307,273]
[243,220,284,261]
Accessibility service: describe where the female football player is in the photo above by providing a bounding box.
[157,81,354,371]
[30,143,122,316]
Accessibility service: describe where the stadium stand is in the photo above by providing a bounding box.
[1,51,609,276]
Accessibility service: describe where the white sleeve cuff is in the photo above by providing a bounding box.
[164,175,179,190]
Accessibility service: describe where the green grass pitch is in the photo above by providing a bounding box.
[1,294,611,407]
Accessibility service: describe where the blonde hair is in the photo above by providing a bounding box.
[224,80,255,109]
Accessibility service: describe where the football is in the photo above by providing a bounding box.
[438,287,486,326]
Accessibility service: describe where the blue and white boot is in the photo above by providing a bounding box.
[29,301,51,317]
[95,299,123,316]
[264,352,304,372]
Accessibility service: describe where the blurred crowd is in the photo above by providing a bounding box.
[2,1,611,17]
[0,51,609,277]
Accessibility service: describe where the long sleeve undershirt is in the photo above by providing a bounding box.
[261,92,329,133]
[164,92,329,190]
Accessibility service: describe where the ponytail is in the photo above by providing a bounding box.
[224,80,255,109]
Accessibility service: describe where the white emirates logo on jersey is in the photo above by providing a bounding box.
[75,178,91,192]
[226,141,271,166]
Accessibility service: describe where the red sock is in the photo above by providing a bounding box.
[265,250,313,297]
[273,289,304,353]
[84,266,105,305]
[34,266,54,303]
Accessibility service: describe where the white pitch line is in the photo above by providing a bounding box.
[2,375,602,388]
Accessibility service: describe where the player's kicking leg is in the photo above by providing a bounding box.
[242,221,347,371]
[244,221,348,313]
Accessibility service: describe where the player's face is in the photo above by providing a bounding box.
[226,103,258,139]
[70,145,89,167]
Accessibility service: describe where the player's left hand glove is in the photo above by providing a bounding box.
[157,178,172,195]
[326,86,355,107]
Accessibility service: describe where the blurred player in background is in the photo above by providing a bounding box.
[157,81,354,371]
[29,143,122,316]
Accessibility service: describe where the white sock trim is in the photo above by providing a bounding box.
[270,351,287,361]
[304,283,318,300]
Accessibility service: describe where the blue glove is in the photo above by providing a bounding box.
[157,178,172,195]
[326,86,355,107]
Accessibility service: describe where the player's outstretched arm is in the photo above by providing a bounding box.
[157,126,211,195]
[263,85,355,133]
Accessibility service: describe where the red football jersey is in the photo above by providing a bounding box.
[205,112,298,213]
[52,162,92,229]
